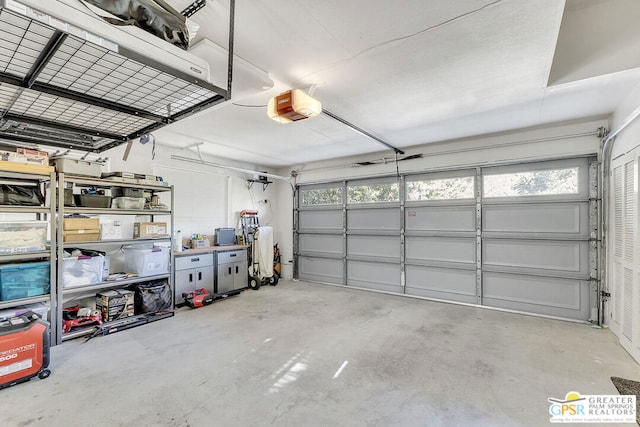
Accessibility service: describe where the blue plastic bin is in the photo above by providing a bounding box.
[0,262,50,301]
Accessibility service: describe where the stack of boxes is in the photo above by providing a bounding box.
[0,148,53,175]
[63,217,168,242]
[63,218,100,242]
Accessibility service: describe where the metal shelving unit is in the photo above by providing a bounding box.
[55,173,174,344]
[0,170,57,345]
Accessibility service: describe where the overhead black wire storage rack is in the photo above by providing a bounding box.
[0,0,233,152]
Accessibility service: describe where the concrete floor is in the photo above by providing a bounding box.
[2,280,640,427]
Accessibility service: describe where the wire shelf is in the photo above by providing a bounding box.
[0,10,55,77]
[0,5,227,151]
[8,85,156,135]
[37,30,220,116]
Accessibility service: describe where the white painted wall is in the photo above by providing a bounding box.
[549,0,640,85]
[610,83,640,159]
[272,179,295,279]
[102,141,277,244]
[287,119,604,185]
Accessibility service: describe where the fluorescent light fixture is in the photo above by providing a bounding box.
[267,89,322,124]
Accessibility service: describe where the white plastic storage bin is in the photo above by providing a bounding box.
[0,221,47,254]
[0,301,49,321]
[124,246,170,277]
[51,158,102,177]
[112,197,145,210]
[62,255,106,288]
[100,216,135,240]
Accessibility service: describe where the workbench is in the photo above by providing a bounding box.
[174,245,249,301]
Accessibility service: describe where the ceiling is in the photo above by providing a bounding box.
[150,0,640,167]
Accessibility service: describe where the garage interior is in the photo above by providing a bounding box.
[2,0,640,425]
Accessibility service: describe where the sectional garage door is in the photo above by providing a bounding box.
[296,158,597,321]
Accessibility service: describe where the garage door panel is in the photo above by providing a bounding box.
[406,236,476,265]
[347,208,399,231]
[405,265,477,303]
[348,235,400,260]
[299,210,343,231]
[347,260,402,293]
[483,272,589,320]
[406,287,478,304]
[298,256,343,285]
[299,234,343,256]
[405,205,476,232]
[483,239,589,277]
[297,157,594,322]
[483,202,588,236]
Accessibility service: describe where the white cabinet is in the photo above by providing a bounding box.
[216,250,247,293]
[175,253,214,304]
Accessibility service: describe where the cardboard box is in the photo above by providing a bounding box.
[17,148,49,165]
[96,289,134,322]
[63,230,100,242]
[133,222,168,238]
[0,161,54,174]
[192,239,210,249]
[64,218,99,230]
[100,220,134,240]
[64,218,100,242]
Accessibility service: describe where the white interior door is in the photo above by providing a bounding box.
[610,153,640,362]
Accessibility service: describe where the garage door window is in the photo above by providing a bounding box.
[348,182,399,204]
[406,176,475,201]
[301,187,343,206]
[483,167,579,198]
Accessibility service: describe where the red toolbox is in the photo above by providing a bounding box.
[0,311,51,389]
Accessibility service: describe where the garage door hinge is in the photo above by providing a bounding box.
[600,290,611,300]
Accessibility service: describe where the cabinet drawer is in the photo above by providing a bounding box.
[175,253,213,270]
[217,250,247,264]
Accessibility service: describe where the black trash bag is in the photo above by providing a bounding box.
[65,248,106,257]
[0,184,44,206]
[132,280,172,314]
[82,0,190,49]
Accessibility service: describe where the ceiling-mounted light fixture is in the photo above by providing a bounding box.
[267,89,322,124]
